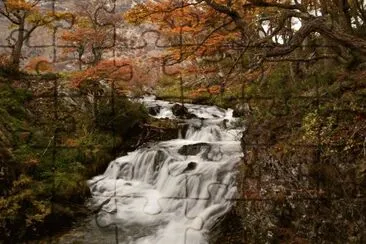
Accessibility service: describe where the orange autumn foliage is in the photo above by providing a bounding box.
[189,85,221,98]
[208,85,221,94]
[25,57,53,74]
[125,0,242,62]
[70,59,132,88]
[5,0,35,12]
[126,0,366,91]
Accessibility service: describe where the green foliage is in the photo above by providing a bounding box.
[158,75,178,87]
[155,82,182,98]
[301,110,337,145]
[0,84,31,121]
[53,163,88,199]
[0,73,150,241]
[0,175,51,242]
[95,96,148,135]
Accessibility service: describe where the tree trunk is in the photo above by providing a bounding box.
[10,19,25,70]
[92,45,103,65]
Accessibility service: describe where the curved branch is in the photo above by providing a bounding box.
[244,0,307,12]
[204,0,247,32]
[262,17,366,58]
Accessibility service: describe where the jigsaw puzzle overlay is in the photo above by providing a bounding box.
[1,0,365,243]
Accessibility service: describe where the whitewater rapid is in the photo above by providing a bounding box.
[87,96,243,244]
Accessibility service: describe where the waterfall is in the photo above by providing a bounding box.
[87,96,243,244]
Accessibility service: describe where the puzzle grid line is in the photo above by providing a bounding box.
[1,0,365,243]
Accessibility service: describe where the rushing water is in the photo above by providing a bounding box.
[58,97,243,244]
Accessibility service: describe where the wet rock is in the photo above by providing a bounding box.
[178,143,211,156]
[221,119,229,129]
[182,162,197,173]
[233,103,250,117]
[148,105,161,116]
[209,209,244,244]
[179,123,190,138]
[171,103,197,119]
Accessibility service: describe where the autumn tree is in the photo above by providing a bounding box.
[0,0,66,70]
[61,0,121,69]
[70,59,132,88]
[126,0,366,78]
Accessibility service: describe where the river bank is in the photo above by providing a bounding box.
[0,72,181,242]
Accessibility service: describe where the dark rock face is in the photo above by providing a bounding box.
[148,105,161,116]
[171,104,197,119]
[178,143,211,156]
[232,109,242,118]
[182,162,197,173]
[179,123,190,138]
[209,209,245,244]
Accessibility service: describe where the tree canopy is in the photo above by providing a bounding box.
[126,0,366,71]
[0,0,71,70]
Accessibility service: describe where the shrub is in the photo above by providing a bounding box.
[95,95,148,135]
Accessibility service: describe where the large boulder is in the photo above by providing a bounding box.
[148,105,161,116]
[182,162,197,173]
[171,104,197,119]
[178,143,211,156]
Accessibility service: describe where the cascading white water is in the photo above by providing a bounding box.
[87,96,243,244]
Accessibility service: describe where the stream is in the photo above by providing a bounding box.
[57,96,243,244]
